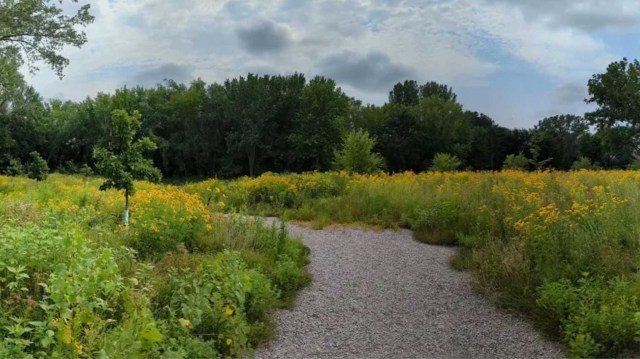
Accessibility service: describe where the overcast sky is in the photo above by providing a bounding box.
[23,0,640,128]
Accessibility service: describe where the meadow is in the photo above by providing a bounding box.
[191,170,640,358]
[4,170,640,358]
[0,174,309,358]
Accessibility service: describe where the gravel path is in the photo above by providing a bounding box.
[256,221,564,359]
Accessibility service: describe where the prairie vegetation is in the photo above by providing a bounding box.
[193,170,640,358]
[0,174,309,358]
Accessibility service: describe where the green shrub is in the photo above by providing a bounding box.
[503,153,529,170]
[26,151,49,181]
[430,153,461,172]
[4,158,24,176]
[538,276,640,358]
[333,130,384,174]
[572,156,595,170]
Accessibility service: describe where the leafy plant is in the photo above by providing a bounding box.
[93,109,162,225]
[4,158,24,176]
[572,156,595,170]
[333,130,384,174]
[26,152,49,181]
[503,153,529,170]
[430,153,461,172]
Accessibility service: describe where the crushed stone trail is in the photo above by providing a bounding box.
[256,221,564,359]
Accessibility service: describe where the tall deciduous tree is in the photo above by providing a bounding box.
[0,0,94,76]
[529,115,588,170]
[289,76,349,171]
[93,109,161,225]
[586,58,640,129]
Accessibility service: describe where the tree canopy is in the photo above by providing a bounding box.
[0,0,94,77]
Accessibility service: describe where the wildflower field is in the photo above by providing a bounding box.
[192,170,640,358]
[0,174,309,358]
[4,171,640,358]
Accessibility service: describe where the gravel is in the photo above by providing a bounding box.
[255,221,565,359]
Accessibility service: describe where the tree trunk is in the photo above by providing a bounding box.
[124,189,130,226]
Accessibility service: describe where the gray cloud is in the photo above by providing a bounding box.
[237,21,292,54]
[317,51,416,92]
[554,82,588,105]
[128,63,193,88]
[484,0,640,32]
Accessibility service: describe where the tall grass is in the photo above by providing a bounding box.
[198,170,640,357]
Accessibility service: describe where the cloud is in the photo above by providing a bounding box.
[21,0,639,128]
[237,21,292,54]
[317,51,415,92]
[554,82,588,105]
[126,63,193,88]
[483,0,640,32]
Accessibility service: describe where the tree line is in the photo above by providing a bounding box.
[2,62,640,178]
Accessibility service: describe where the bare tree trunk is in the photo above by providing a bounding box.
[124,189,130,226]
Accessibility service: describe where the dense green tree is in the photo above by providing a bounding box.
[389,80,458,106]
[503,153,529,170]
[419,81,457,103]
[26,151,48,180]
[587,58,640,129]
[333,130,384,174]
[529,115,588,170]
[466,112,504,170]
[0,0,94,76]
[289,76,349,171]
[378,104,423,172]
[389,80,420,106]
[93,109,161,225]
[430,153,461,172]
[224,74,281,177]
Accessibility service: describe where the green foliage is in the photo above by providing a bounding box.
[0,174,310,357]
[503,153,529,170]
[94,109,161,195]
[93,109,161,225]
[4,158,23,176]
[409,201,462,245]
[587,58,640,129]
[529,115,588,170]
[26,151,48,181]
[289,76,350,171]
[0,0,94,77]
[430,153,461,172]
[538,276,640,358]
[572,157,595,170]
[333,130,384,174]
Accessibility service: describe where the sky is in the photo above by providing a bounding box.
[23,0,640,129]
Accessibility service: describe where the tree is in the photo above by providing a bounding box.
[430,153,461,172]
[529,115,588,170]
[26,151,48,181]
[571,157,595,170]
[0,0,94,77]
[93,109,161,225]
[503,153,529,170]
[333,130,384,174]
[388,80,458,106]
[419,81,457,103]
[586,58,640,129]
[289,76,349,171]
[413,96,472,167]
[389,80,420,106]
